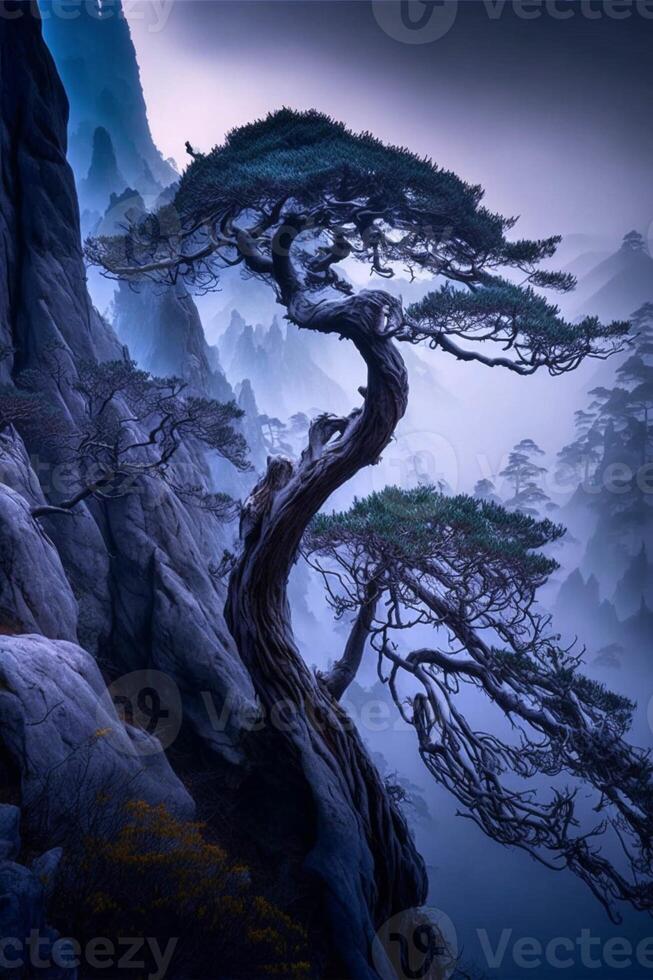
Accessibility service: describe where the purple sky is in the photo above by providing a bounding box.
[126,0,653,245]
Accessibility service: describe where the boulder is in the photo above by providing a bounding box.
[0,634,194,843]
[0,858,76,979]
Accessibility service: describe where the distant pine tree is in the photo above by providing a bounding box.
[560,303,653,580]
[500,438,555,516]
[621,230,648,253]
[473,478,500,503]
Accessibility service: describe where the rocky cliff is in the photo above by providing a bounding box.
[112,277,233,403]
[0,0,254,878]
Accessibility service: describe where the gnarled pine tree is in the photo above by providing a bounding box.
[88,109,631,979]
[304,486,653,922]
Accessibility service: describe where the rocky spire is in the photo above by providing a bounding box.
[78,125,128,212]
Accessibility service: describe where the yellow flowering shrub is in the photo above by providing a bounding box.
[53,799,313,979]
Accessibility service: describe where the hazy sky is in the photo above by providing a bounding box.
[126,0,653,244]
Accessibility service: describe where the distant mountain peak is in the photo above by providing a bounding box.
[79,126,127,212]
[572,229,653,322]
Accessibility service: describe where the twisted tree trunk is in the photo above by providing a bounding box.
[226,289,427,979]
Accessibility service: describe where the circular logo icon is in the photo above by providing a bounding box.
[373,906,458,980]
[372,428,459,497]
[372,1,459,45]
[97,669,183,756]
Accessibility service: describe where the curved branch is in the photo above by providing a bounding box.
[322,582,379,701]
[31,504,76,519]
[431,332,540,374]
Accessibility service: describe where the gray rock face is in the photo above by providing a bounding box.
[39,506,112,657]
[113,280,234,402]
[0,804,20,861]
[0,820,70,976]
[0,429,78,641]
[149,547,254,763]
[0,427,45,506]
[0,11,121,406]
[102,473,256,763]
[0,634,195,840]
[30,847,63,903]
[0,11,122,658]
[0,861,41,946]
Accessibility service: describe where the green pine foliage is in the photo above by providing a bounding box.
[408,279,627,363]
[310,484,563,584]
[176,107,505,243]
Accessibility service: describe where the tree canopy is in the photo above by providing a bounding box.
[26,359,249,519]
[87,109,629,377]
